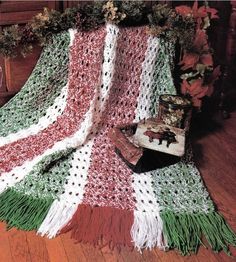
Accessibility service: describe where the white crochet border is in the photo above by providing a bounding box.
[131,36,166,250]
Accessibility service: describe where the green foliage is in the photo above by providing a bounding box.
[77,1,105,31]
[147,4,195,51]
[103,0,126,24]
[0,25,22,57]
[0,2,197,57]
[60,7,79,30]
[148,4,174,27]
[30,7,78,46]
[172,15,196,51]
[0,7,79,57]
[120,1,146,23]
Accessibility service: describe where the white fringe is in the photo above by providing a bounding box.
[37,199,78,238]
[131,210,166,251]
[130,172,167,251]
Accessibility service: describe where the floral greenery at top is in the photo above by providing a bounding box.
[0,1,219,107]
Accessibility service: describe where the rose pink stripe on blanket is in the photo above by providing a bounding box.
[0,28,106,173]
[62,27,149,248]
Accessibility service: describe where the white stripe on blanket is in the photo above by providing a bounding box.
[134,36,160,122]
[131,36,166,250]
[131,173,166,250]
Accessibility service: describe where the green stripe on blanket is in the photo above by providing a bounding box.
[0,31,70,136]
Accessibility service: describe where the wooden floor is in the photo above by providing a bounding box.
[0,112,235,262]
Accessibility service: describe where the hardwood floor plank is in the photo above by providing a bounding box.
[60,233,87,262]
[44,236,69,262]
[0,223,13,262]
[154,249,185,262]
[7,228,31,262]
[120,247,144,262]
[211,251,234,262]
[100,245,124,262]
[80,243,105,262]
[26,231,50,262]
[141,249,163,262]
[190,247,222,262]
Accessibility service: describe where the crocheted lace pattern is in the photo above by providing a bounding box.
[0,24,235,254]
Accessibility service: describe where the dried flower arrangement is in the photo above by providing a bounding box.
[0,1,219,108]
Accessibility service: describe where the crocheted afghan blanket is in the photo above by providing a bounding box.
[0,24,235,255]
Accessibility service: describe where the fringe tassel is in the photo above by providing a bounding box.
[131,210,166,251]
[37,199,78,238]
[0,189,53,230]
[161,211,236,256]
[61,204,134,251]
